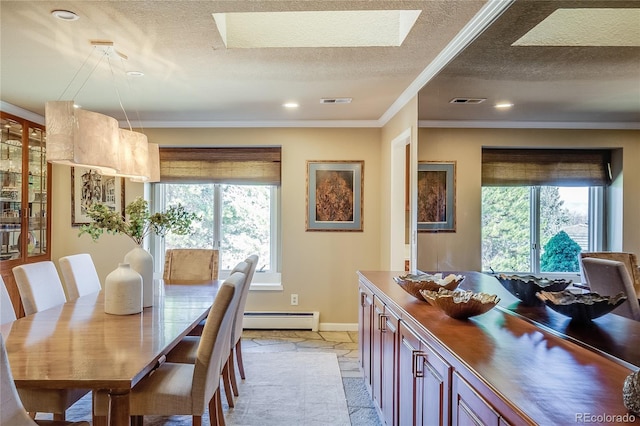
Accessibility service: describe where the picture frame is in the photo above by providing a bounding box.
[71,167,125,226]
[417,162,456,232]
[306,160,364,231]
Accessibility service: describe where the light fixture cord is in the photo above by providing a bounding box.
[107,55,133,131]
[60,46,108,101]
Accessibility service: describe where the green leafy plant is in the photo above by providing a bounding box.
[79,197,200,246]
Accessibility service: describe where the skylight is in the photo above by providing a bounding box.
[513,8,640,47]
[212,10,422,48]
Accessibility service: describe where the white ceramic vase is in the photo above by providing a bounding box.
[124,246,154,307]
[104,263,143,315]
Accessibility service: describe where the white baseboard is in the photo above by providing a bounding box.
[319,322,358,332]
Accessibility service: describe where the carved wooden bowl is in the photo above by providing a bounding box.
[496,274,572,306]
[393,273,464,302]
[420,288,500,320]
[536,290,627,323]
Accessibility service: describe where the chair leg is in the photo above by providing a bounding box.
[235,340,245,380]
[193,415,202,426]
[228,352,239,397]
[221,360,234,407]
[53,413,65,421]
[216,389,226,426]
[130,416,144,426]
[209,390,219,426]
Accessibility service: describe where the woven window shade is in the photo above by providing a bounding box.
[159,147,281,184]
[482,148,611,187]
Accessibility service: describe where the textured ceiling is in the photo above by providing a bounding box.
[1,0,638,128]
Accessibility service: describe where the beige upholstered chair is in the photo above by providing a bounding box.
[1,276,17,325]
[11,262,91,421]
[12,261,67,316]
[0,335,89,426]
[163,249,219,281]
[581,257,640,321]
[95,272,244,426]
[580,252,640,295]
[58,254,102,301]
[166,260,253,408]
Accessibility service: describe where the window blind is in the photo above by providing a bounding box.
[482,148,611,186]
[158,147,281,185]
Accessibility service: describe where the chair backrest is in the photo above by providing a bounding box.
[192,272,244,412]
[1,276,17,325]
[228,261,252,347]
[581,257,640,321]
[232,255,259,345]
[1,334,38,426]
[163,249,219,281]
[58,253,102,300]
[580,252,640,295]
[12,261,67,316]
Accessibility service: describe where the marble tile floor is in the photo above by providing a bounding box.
[240,329,383,426]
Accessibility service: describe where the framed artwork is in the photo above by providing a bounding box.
[417,162,456,232]
[71,167,125,226]
[306,160,364,231]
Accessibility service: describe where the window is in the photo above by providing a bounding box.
[148,146,282,283]
[481,148,609,277]
[150,183,279,277]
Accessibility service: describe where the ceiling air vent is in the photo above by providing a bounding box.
[320,98,352,104]
[449,97,486,104]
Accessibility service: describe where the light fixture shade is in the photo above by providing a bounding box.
[45,101,120,174]
[112,128,149,180]
[130,142,160,183]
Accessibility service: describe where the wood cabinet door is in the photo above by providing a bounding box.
[359,284,374,392]
[452,372,501,426]
[381,305,399,426]
[399,321,452,426]
[372,296,385,408]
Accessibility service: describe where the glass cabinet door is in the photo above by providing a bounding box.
[27,124,46,258]
[0,116,23,261]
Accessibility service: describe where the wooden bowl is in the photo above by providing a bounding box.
[420,288,500,320]
[496,274,572,306]
[393,273,464,302]
[536,290,627,323]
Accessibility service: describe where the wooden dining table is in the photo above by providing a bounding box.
[0,279,222,426]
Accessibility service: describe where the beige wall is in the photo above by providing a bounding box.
[416,127,640,271]
[52,127,383,326]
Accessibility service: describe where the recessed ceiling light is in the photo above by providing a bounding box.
[495,102,514,109]
[51,10,79,21]
[126,71,145,77]
[283,102,299,108]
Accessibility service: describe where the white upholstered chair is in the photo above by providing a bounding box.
[10,261,91,421]
[1,276,17,324]
[12,261,67,316]
[581,257,640,321]
[95,272,245,426]
[58,254,102,301]
[0,335,89,426]
[166,260,252,408]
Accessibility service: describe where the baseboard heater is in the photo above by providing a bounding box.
[243,311,320,331]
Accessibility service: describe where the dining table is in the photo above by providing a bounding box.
[0,278,222,426]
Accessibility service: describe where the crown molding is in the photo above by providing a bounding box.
[0,101,44,125]
[418,120,640,130]
[128,119,381,128]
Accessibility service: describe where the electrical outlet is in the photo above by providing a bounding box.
[291,294,298,305]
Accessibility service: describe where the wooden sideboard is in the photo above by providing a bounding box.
[358,270,639,425]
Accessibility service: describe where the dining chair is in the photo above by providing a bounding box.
[581,257,640,321]
[163,249,219,281]
[580,251,640,295]
[0,335,90,426]
[94,271,245,426]
[12,261,67,316]
[166,260,252,408]
[11,261,92,421]
[1,276,17,324]
[58,254,102,301]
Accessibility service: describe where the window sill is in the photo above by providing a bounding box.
[249,283,283,291]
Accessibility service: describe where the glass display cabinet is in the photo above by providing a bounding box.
[0,111,51,317]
